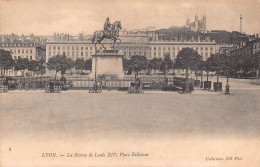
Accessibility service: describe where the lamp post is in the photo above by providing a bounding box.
[225,76,230,95]
[94,57,98,83]
[200,71,204,88]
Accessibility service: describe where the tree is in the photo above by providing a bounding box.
[38,59,45,77]
[75,58,85,75]
[197,60,206,87]
[206,54,226,83]
[222,54,235,93]
[160,54,173,76]
[36,46,46,62]
[242,53,258,78]
[175,48,203,79]
[0,49,14,76]
[203,57,213,83]
[123,58,130,74]
[14,58,29,76]
[255,51,260,78]
[229,51,259,78]
[84,59,92,73]
[46,54,68,80]
[128,55,148,79]
[28,60,39,76]
[148,58,161,74]
[67,58,75,75]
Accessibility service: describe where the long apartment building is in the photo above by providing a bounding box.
[0,33,48,61]
[0,42,37,60]
[230,36,260,57]
[46,29,216,61]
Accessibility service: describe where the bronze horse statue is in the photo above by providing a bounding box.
[92,21,122,48]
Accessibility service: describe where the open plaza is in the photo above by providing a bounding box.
[0,0,260,166]
[1,76,260,139]
[0,76,260,166]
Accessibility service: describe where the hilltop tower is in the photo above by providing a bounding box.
[240,14,243,33]
[186,17,190,28]
[202,14,207,31]
[195,14,199,30]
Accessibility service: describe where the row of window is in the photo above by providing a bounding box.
[13,56,33,60]
[115,46,151,50]
[121,52,176,59]
[48,50,213,60]
[1,43,34,47]
[49,46,94,50]
[48,51,93,57]
[119,46,214,51]
[10,48,33,54]
[47,45,214,52]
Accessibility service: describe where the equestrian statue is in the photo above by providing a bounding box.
[92,17,122,48]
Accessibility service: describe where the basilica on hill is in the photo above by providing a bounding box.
[185,14,207,33]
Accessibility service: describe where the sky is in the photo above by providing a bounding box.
[0,0,259,36]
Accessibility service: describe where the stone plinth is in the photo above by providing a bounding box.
[90,49,124,79]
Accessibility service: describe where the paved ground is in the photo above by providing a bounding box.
[1,77,260,138]
[0,77,260,166]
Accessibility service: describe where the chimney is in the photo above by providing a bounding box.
[21,34,25,42]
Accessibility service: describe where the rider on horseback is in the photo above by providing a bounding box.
[92,18,122,48]
[104,17,112,37]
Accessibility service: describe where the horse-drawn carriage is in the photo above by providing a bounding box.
[45,80,61,93]
[128,80,144,94]
[0,77,8,93]
[89,81,102,93]
[60,76,70,91]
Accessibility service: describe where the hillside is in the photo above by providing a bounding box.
[155,26,250,44]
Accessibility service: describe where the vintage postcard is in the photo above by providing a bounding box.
[0,0,260,166]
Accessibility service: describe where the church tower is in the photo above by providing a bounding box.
[202,14,207,32]
[186,17,190,28]
[195,14,199,31]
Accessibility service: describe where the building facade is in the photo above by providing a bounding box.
[46,29,216,62]
[216,43,236,55]
[230,37,260,57]
[0,42,37,60]
[0,33,48,61]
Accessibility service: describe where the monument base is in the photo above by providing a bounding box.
[90,49,125,80]
[89,73,124,80]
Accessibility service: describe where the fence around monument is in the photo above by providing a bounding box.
[67,76,174,89]
[4,75,177,90]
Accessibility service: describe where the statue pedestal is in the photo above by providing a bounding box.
[90,49,124,79]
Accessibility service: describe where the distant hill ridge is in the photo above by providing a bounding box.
[155,26,251,44]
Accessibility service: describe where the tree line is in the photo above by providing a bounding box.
[123,48,260,80]
[0,49,45,77]
[0,49,92,78]
[46,54,92,79]
[1,48,259,80]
